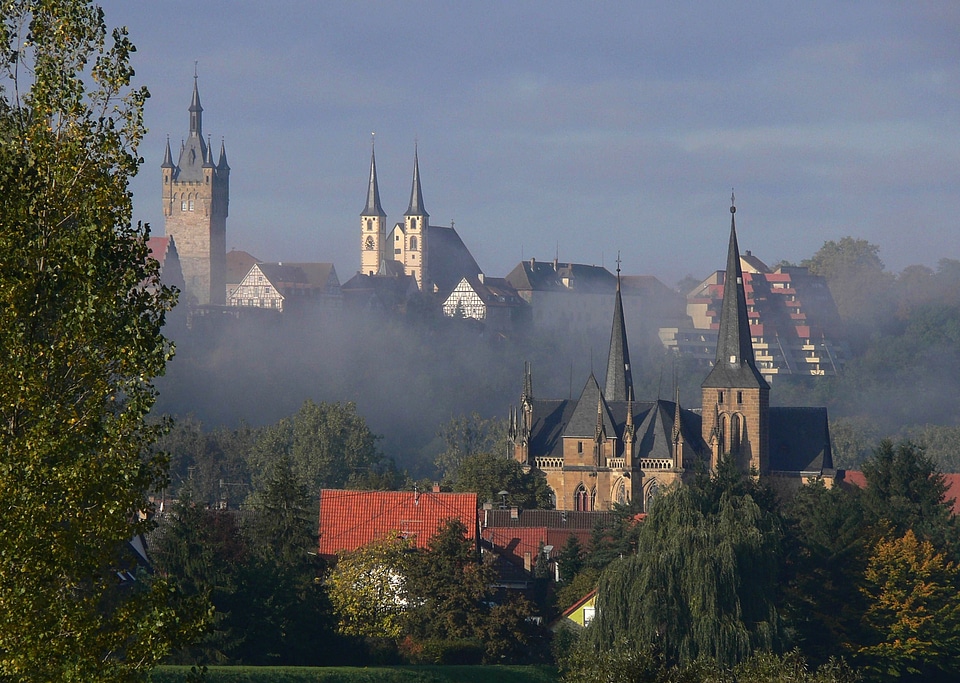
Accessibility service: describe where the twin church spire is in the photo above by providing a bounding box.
[360,139,430,288]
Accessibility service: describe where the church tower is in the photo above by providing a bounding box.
[701,195,769,474]
[403,145,429,290]
[360,136,386,276]
[162,76,229,305]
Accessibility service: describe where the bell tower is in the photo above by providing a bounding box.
[701,194,769,474]
[162,75,229,305]
[403,144,429,290]
[360,135,386,276]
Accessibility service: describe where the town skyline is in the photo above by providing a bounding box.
[102,1,960,286]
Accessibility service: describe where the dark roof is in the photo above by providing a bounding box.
[768,407,833,473]
[484,509,617,529]
[450,275,526,309]
[702,204,769,390]
[604,283,633,402]
[564,374,617,438]
[405,146,428,217]
[226,250,261,286]
[362,143,386,217]
[505,259,617,294]
[426,224,482,294]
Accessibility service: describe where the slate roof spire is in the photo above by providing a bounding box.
[189,72,203,137]
[362,134,386,217]
[161,136,175,169]
[604,255,633,402]
[405,143,428,218]
[702,192,769,389]
[217,138,230,171]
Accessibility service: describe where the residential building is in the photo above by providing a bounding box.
[229,262,340,312]
[661,252,845,380]
[441,274,528,332]
[161,76,229,306]
[509,199,836,511]
[317,488,478,559]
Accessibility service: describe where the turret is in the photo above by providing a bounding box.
[403,144,429,289]
[604,259,633,402]
[360,135,387,276]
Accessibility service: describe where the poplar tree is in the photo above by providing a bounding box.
[0,2,197,679]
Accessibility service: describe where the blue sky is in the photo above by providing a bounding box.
[102,1,960,286]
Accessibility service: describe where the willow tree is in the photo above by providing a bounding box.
[0,2,198,680]
[590,484,783,667]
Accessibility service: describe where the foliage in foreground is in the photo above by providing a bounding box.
[0,2,205,680]
[152,665,560,683]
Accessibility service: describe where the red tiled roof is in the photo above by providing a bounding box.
[560,588,597,619]
[147,236,171,268]
[317,489,478,557]
[839,470,960,514]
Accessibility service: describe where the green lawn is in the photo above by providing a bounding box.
[152,665,560,683]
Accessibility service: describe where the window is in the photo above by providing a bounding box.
[577,441,583,454]
[737,391,743,404]
[575,485,589,511]
[410,236,418,250]
[181,201,187,211]
[188,199,195,211]
[718,390,724,404]
[583,606,596,627]
[366,218,373,231]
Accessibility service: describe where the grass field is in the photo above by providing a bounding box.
[151,665,561,683]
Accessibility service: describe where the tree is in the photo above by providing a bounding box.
[0,3,199,679]
[857,529,960,681]
[452,451,554,509]
[860,440,958,553]
[434,412,510,481]
[246,399,383,493]
[327,535,413,639]
[590,481,783,667]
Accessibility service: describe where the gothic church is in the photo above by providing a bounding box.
[509,199,836,511]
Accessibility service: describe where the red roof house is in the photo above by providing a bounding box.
[837,470,960,514]
[317,489,479,558]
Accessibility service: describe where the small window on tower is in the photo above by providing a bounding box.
[718,391,724,404]
[737,391,743,404]
[189,200,195,211]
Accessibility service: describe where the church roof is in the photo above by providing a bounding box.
[768,407,833,473]
[426,224,482,295]
[362,141,386,217]
[604,278,633,402]
[404,145,428,217]
[563,374,618,438]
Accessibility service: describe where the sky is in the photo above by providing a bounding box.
[100,1,960,286]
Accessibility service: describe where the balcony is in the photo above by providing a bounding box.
[606,457,626,469]
[639,458,674,470]
[534,457,564,470]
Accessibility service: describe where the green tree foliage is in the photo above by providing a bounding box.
[434,412,510,481]
[452,451,554,509]
[857,530,960,681]
[802,237,894,337]
[0,2,207,679]
[246,399,384,493]
[590,471,783,668]
[327,536,412,639]
[782,480,870,664]
[860,440,958,552]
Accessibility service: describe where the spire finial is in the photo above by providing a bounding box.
[194,60,198,79]
[371,131,375,150]
[615,251,622,277]
[730,189,736,214]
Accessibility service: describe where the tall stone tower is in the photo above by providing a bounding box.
[402,145,429,290]
[162,76,229,305]
[701,195,770,474]
[360,137,386,277]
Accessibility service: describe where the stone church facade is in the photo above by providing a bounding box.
[161,77,229,306]
[509,199,836,512]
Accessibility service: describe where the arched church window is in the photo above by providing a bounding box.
[615,480,627,505]
[410,236,418,251]
[645,480,660,512]
[366,218,373,231]
[731,414,741,452]
[575,484,589,512]
[590,487,597,511]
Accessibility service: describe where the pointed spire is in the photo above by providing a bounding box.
[161,136,175,168]
[405,142,428,217]
[189,72,203,136]
[672,385,682,443]
[702,192,768,389]
[604,254,634,402]
[203,135,215,167]
[362,133,386,217]
[595,389,605,442]
[217,138,230,171]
